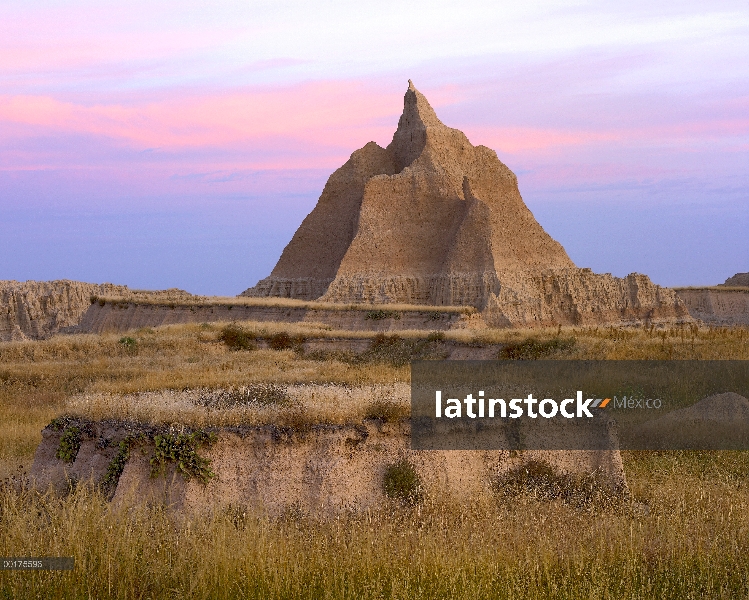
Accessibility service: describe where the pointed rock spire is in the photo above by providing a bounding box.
[387,80,444,171]
[242,81,689,329]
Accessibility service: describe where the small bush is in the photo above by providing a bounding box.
[361,333,447,367]
[98,298,106,307]
[219,325,257,351]
[268,332,305,351]
[118,337,138,353]
[498,337,576,360]
[493,460,622,509]
[383,459,422,504]
[426,331,445,342]
[56,426,82,463]
[150,430,217,484]
[89,295,99,304]
[101,434,143,496]
[364,400,410,422]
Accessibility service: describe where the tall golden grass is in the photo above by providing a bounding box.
[1,322,748,597]
[2,450,749,598]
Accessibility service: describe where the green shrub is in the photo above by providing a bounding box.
[118,336,138,353]
[101,434,143,496]
[383,459,422,504]
[56,426,82,463]
[268,332,305,351]
[362,333,447,367]
[219,325,257,351]
[150,430,217,484]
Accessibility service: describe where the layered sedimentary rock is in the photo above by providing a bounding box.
[0,280,129,341]
[486,270,689,327]
[243,81,689,327]
[675,287,749,326]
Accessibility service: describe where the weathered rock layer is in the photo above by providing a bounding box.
[31,418,627,516]
[675,288,749,326]
[0,280,129,341]
[244,81,689,327]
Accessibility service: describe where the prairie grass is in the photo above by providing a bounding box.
[2,450,749,598]
[1,323,748,597]
[1,323,747,467]
[673,285,749,292]
[63,383,409,428]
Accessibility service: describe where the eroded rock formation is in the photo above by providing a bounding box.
[721,273,749,287]
[244,81,689,327]
[0,280,129,341]
[31,418,627,515]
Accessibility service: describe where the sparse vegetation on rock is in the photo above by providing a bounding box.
[150,430,216,484]
[383,459,422,504]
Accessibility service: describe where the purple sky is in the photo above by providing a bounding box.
[1,1,747,294]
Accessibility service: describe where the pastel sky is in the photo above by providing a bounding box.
[2,0,747,294]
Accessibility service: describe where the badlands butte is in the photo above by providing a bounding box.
[1,82,746,341]
[3,82,748,518]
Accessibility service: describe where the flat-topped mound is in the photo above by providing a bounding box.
[0,279,130,341]
[674,287,749,326]
[76,295,478,334]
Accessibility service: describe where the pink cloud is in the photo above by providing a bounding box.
[0,80,406,170]
[1,74,746,200]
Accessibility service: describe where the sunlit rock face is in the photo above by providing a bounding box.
[244,81,689,327]
[0,280,129,341]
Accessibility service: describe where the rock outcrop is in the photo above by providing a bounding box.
[0,280,129,341]
[675,287,749,326]
[244,81,689,327]
[31,418,627,515]
[721,273,749,287]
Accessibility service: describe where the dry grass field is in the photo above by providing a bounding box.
[1,321,748,598]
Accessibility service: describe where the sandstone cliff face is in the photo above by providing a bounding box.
[485,270,690,327]
[675,288,749,326]
[245,80,572,306]
[0,280,129,341]
[243,81,689,327]
[31,419,627,515]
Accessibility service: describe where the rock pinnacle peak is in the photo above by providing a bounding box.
[387,81,443,171]
[242,82,688,330]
